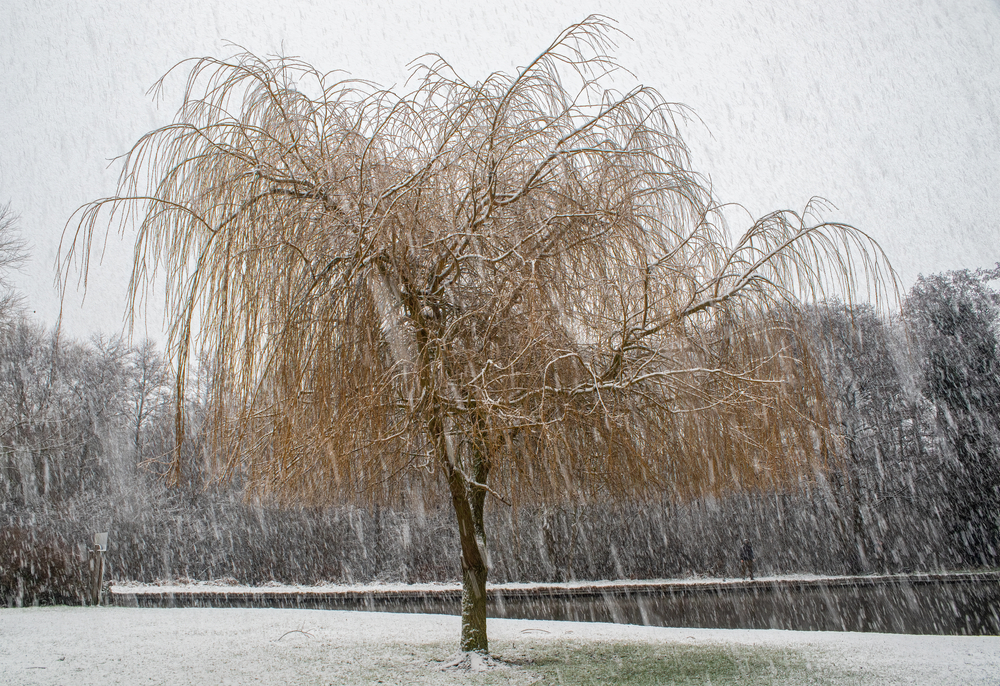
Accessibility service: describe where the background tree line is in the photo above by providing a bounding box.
[2,260,998,606]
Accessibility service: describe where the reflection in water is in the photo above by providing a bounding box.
[119,575,1000,636]
[487,578,1000,635]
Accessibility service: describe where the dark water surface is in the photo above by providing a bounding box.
[115,573,1000,636]
[486,576,1000,635]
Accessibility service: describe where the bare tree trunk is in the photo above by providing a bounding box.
[446,465,489,653]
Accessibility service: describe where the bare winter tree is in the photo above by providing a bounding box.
[0,203,27,315]
[904,266,1000,566]
[125,339,171,463]
[62,18,893,654]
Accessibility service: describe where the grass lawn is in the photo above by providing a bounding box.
[1,607,994,685]
[497,640,847,685]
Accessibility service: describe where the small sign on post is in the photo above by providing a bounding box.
[89,532,108,606]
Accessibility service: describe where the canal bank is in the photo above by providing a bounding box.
[109,571,1000,635]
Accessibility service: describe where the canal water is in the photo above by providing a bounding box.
[116,575,1000,636]
[485,577,1000,635]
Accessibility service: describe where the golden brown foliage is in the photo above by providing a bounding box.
[62,17,893,508]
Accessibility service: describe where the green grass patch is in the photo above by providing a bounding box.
[498,640,858,686]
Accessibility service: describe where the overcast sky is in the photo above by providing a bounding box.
[2,0,998,343]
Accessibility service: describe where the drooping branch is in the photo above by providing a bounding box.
[60,15,894,509]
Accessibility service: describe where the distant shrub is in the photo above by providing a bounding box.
[0,526,85,606]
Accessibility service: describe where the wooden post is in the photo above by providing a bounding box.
[90,533,108,606]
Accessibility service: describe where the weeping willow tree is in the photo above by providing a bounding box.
[62,17,893,654]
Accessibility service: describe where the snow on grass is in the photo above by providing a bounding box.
[1,606,997,685]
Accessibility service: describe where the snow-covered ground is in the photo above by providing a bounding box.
[1,606,997,685]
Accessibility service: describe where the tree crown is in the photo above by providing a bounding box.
[62,17,895,506]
